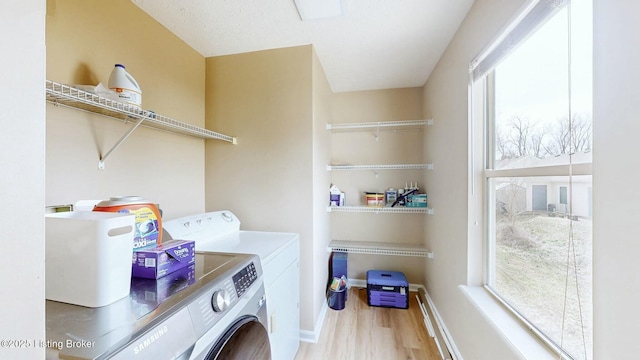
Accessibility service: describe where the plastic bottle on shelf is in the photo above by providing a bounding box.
[108,64,142,107]
[385,188,397,205]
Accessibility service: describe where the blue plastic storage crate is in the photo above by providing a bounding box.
[366,270,408,309]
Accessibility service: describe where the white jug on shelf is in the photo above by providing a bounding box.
[108,63,142,107]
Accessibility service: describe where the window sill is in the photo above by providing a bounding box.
[459,285,559,360]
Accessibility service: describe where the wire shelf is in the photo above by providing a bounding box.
[327,205,433,214]
[45,80,236,143]
[328,240,433,258]
[326,119,433,131]
[327,163,433,171]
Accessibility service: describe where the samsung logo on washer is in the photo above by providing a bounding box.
[134,325,169,355]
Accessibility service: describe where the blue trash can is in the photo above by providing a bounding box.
[328,287,346,310]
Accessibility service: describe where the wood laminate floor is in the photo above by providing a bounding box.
[295,287,442,360]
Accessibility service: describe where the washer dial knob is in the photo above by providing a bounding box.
[211,290,230,312]
[221,212,233,222]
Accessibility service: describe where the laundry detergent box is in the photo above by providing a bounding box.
[329,184,345,207]
[130,263,196,305]
[406,193,427,207]
[132,239,195,279]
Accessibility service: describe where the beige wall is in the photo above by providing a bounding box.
[592,0,640,357]
[0,2,46,359]
[45,0,207,219]
[204,46,314,231]
[204,45,323,332]
[330,88,427,284]
[422,0,529,358]
[311,49,333,333]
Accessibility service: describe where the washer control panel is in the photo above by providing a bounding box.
[232,262,258,297]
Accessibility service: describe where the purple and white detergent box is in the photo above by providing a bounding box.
[130,263,196,305]
[329,184,345,207]
[132,239,195,279]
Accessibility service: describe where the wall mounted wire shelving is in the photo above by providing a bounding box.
[45,80,236,168]
[326,163,433,171]
[326,205,433,214]
[327,240,433,258]
[326,119,433,132]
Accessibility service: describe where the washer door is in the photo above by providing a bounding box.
[206,315,271,360]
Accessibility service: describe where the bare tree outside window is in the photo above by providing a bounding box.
[496,113,592,161]
[548,114,592,156]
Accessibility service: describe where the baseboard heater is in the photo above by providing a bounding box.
[417,288,455,360]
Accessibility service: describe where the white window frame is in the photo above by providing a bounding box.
[469,0,592,358]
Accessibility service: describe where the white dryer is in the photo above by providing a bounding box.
[164,211,300,360]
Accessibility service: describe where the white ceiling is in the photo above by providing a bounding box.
[131,0,474,93]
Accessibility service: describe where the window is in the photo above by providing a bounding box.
[560,186,568,205]
[470,1,592,359]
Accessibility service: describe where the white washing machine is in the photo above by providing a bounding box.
[46,252,271,360]
[163,211,300,360]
